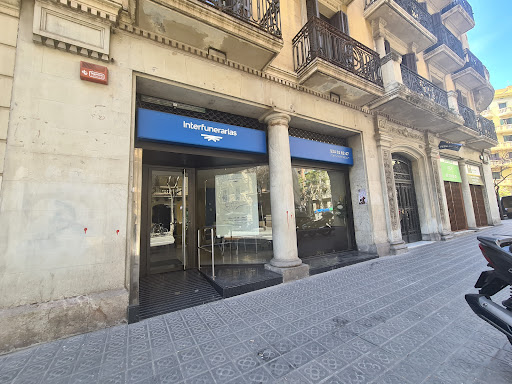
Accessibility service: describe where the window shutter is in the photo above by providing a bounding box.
[329,11,349,35]
[306,0,319,19]
[384,40,391,55]
[402,53,417,73]
[456,90,463,104]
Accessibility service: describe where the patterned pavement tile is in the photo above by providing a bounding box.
[298,361,331,383]
[211,362,241,382]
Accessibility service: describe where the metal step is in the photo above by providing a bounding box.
[139,269,222,320]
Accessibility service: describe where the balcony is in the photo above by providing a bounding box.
[466,116,498,150]
[498,107,512,117]
[441,102,480,142]
[136,0,283,70]
[424,23,465,73]
[495,124,512,134]
[441,0,475,35]
[364,0,437,52]
[369,57,463,131]
[292,17,384,107]
[453,50,494,112]
[428,0,452,11]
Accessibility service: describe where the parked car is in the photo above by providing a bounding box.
[501,196,512,219]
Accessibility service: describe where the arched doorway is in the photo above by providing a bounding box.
[392,154,421,243]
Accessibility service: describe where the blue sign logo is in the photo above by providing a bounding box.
[137,108,267,154]
[289,136,353,166]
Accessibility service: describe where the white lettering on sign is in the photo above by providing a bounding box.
[183,121,237,136]
[330,148,350,159]
[81,69,106,80]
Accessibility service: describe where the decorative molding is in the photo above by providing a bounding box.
[45,0,121,23]
[33,0,112,61]
[383,149,399,230]
[0,0,20,17]
[380,51,401,66]
[116,23,368,114]
[431,156,447,224]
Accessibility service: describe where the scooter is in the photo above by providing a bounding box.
[465,235,512,344]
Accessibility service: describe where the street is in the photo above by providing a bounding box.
[2,223,512,384]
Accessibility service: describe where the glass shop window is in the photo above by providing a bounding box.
[293,167,352,257]
[196,165,273,266]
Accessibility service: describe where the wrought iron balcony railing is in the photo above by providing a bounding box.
[198,0,281,38]
[458,102,477,131]
[425,23,464,59]
[292,17,383,86]
[478,116,497,141]
[365,0,434,34]
[442,0,474,20]
[456,49,486,79]
[400,65,449,108]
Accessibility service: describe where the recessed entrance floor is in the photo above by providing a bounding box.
[137,251,378,322]
[138,269,222,320]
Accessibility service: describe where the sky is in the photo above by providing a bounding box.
[466,0,512,91]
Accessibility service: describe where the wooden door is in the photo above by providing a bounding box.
[444,181,467,231]
[470,184,488,227]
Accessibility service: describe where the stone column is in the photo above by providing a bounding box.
[264,112,309,281]
[481,160,502,225]
[380,52,403,92]
[458,160,477,229]
[375,118,407,254]
[372,18,387,58]
[426,138,452,240]
[447,90,460,115]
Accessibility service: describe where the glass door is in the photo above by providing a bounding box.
[148,169,188,274]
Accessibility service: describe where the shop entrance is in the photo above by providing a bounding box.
[445,181,467,231]
[392,154,421,243]
[470,184,488,227]
[142,167,192,275]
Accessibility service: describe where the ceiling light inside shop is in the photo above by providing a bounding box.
[140,95,206,113]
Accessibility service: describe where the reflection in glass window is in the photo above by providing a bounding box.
[196,166,272,265]
[293,167,353,257]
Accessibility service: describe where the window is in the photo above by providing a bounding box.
[509,152,512,160]
[489,153,500,160]
[499,102,507,109]
[501,118,512,125]
[293,167,352,256]
[504,135,512,142]
[456,90,468,106]
[493,172,501,179]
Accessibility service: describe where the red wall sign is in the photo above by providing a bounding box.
[80,61,108,85]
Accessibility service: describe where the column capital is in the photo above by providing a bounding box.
[458,159,467,166]
[260,110,291,126]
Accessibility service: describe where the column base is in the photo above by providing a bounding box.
[390,240,408,255]
[265,263,310,283]
[440,232,453,241]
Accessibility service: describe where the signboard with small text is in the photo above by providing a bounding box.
[289,136,353,166]
[80,61,108,85]
[467,164,484,185]
[440,158,462,182]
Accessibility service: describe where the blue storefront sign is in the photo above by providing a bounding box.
[289,136,353,166]
[137,108,267,154]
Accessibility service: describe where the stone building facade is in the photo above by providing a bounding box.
[0,0,501,352]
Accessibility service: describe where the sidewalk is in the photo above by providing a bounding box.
[2,223,512,384]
